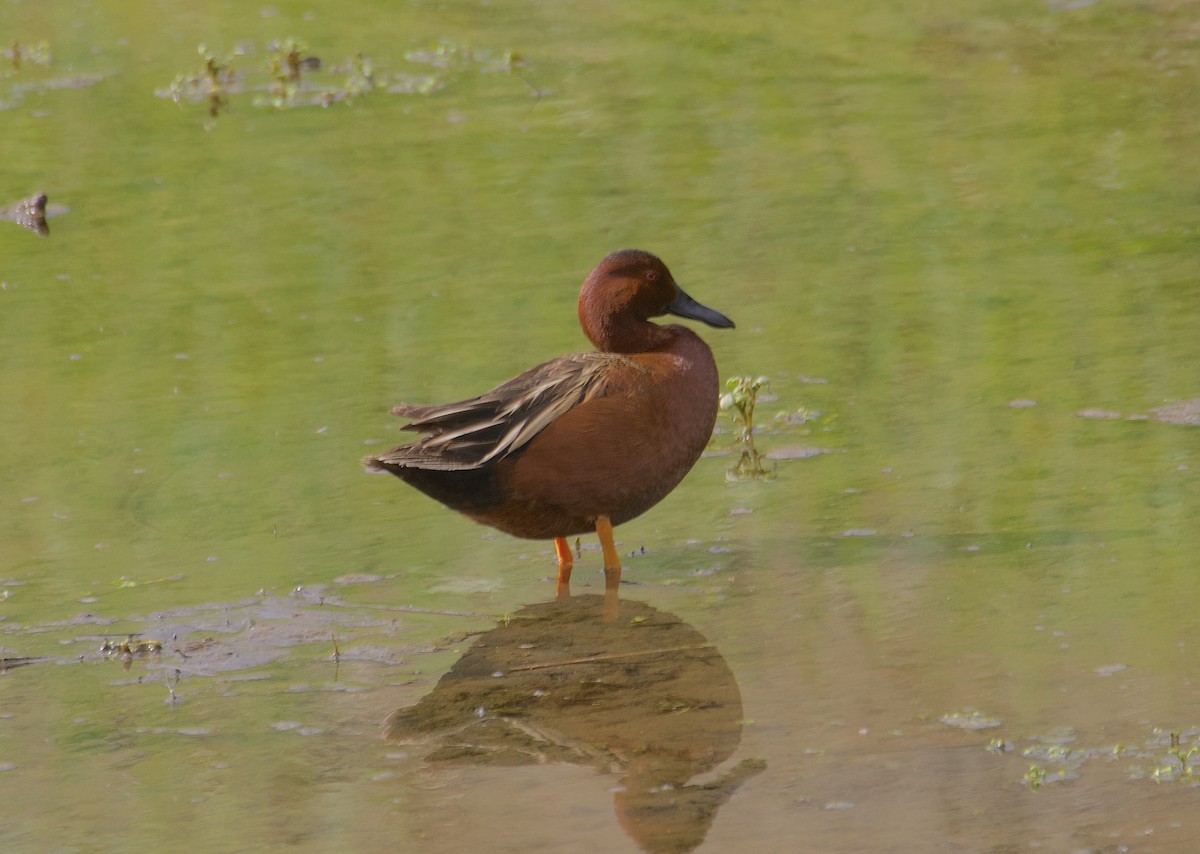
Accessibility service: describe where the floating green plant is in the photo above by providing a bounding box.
[720,375,774,479]
[1,40,103,111]
[269,37,318,84]
[100,637,163,657]
[158,38,541,126]
[163,44,236,127]
[1151,731,1199,783]
[263,37,321,108]
[1024,764,1046,790]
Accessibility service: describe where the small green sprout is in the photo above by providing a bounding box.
[1153,731,1199,782]
[1025,764,1046,790]
[268,37,316,84]
[164,44,234,127]
[266,38,316,107]
[720,375,773,479]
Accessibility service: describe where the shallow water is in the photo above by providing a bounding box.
[2,1,1199,851]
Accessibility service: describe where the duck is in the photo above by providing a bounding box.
[365,249,734,598]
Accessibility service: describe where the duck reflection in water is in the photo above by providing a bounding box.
[386,592,764,853]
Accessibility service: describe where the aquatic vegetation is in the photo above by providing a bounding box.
[100,636,164,672]
[268,38,318,85]
[3,40,51,72]
[1149,731,1199,783]
[1,39,104,112]
[720,375,774,479]
[716,375,836,476]
[261,37,321,108]
[163,44,236,127]
[99,637,163,657]
[1018,749,1080,789]
[977,724,1200,790]
[1024,764,1046,790]
[158,38,541,127]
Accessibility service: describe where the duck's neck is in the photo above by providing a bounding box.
[585,317,676,354]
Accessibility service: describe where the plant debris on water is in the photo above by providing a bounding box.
[1,40,105,112]
[1148,729,1200,783]
[3,40,51,72]
[158,38,543,128]
[970,722,1200,790]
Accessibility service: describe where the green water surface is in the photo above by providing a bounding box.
[2,1,1198,851]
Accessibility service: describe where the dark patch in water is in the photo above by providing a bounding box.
[0,192,63,236]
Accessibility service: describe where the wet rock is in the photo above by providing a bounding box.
[0,192,48,236]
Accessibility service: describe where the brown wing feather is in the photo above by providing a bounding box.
[370,352,643,471]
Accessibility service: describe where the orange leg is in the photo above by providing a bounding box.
[595,516,622,571]
[595,516,621,621]
[554,536,573,599]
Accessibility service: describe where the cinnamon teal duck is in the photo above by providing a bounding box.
[366,249,734,597]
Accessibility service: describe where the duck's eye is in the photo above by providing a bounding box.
[645,270,657,281]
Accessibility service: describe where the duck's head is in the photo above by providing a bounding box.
[577,249,735,353]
